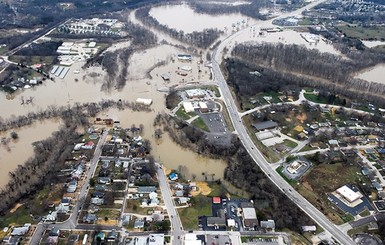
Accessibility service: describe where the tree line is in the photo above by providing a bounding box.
[231,43,385,107]
[154,113,315,232]
[188,0,271,20]
[135,6,222,49]
[0,99,151,133]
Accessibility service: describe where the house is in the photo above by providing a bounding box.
[81,141,94,150]
[241,202,258,230]
[46,236,58,245]
[90,197,104,205]
[189,182,197,191]
[67,180,77,193]
[175,190,184,197]
[134,220,145,229]
[55,203,70,214]
[178,197,190,205]
[10,224,30,236]
[152,213,164,222]
[49,227,60,237]
[107,230,117,242]
[260,220,275,232]
[67,234,79,245]
[102,144,115,154]
[169,172,178,181]
[362,167,370,176]
[252,121,278,131]
[92,191,104,198]
[373,182,383,192]
[98,177,111,184]
[83,213,97,223]
[138,186,156,194]
[149,192,158,199]
[95,184,107,191]
[122,215,130,226]
[174,183,184,190]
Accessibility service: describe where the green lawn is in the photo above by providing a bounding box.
[276,166,298,186]
[337,25,385,40]
[178,195,212,230]
[283,139,298,148]
[304,93,328,104]
[299,144,318,152]
[192,117,209,132]
[0,205,34,227]
[176,107,196,120]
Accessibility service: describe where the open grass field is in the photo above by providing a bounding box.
[192,117,209,132]
[177,194,212,230]
[175,107,195,120]
[297,163,361,224]
[337,25,385,40]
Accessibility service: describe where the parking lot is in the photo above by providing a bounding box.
[328,185,374,216]
[200,112,227,134]
[199,111,232,146]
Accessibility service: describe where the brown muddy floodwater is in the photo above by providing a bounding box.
[101,108,227,181]
[0,41,223,189]
[356,64,385,85]
[0,119,62,188]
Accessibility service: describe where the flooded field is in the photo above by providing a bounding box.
[356,64,385,84]
[0,120,62,187]
[361,40,385,48]
[149,4,249,33]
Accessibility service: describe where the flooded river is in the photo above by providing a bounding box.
[355,64,385,84]
[149,4,249,33]
[0,120,62,187]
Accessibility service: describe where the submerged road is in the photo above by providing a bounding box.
[210,0,355,244]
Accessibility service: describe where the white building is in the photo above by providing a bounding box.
[336,185,362,203]
[183,102,195,113]
[185,89,205,99]
[148,234,164,245]
[136,98,152,105]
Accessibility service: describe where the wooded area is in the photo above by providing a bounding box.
[231,42,385,107]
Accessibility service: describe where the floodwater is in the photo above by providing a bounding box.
[361,40,385,48]
[149,4,249,33]
[356,64,385,84]
[0,41,218,188]
[0,119,62,188]
[100,108,227,180]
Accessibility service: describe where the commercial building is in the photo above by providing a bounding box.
[136,98,152,106]
[336,185,362,203]
[240,202,258,229]
[148,234,164,245]
[183,102,195,113]
[252,121,278,131]
[199,102,208,113]
[185,89,205,99]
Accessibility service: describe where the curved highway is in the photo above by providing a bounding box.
[211,0,355,244]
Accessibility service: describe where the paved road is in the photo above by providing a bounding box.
[29,130,109,245]
[210,0,355,244]
[155,163,183,245]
